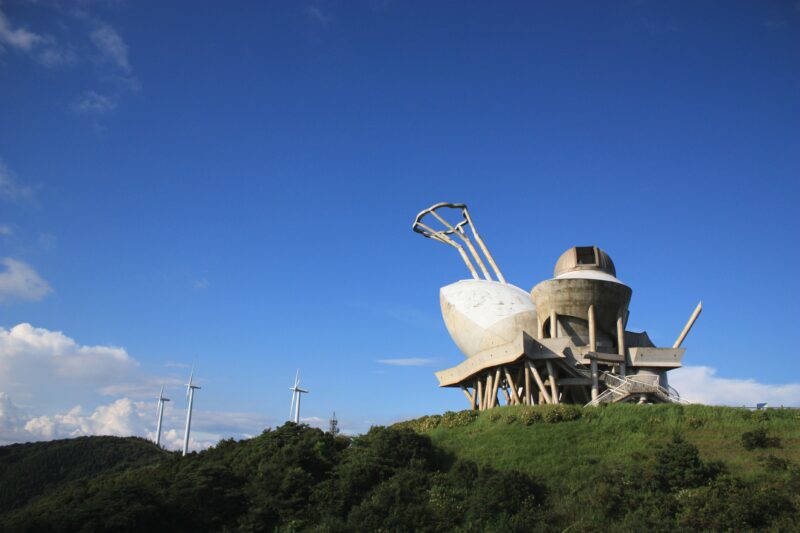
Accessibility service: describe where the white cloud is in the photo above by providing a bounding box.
[0,258,52,303]
[0,7,74,68]
[0,8,44,51]
[0,391,30,443]
[0,159,35,201]
[0,322,273,450]
[377,358,435,366]
[0,323,136,403]
[670,366,800,407]
[89,22,130,73]
[24,398,149,440]
[0,224,12,236]
[37,45,77,68]
[72,90,117,114]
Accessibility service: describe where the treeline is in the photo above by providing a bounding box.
[1,416,798,531]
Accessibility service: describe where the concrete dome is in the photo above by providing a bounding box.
[554,246,616,278]
[440,279,537,358]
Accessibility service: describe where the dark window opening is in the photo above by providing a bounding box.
[576,246,598,266]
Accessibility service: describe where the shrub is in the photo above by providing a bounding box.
[441,410,479,428]
[541,404,582,423]
[760,454,790,472]
[741,428,781,450]
[654,435,723,491]
[517,407,543,425]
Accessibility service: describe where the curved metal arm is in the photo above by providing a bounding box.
[412,202,505,283]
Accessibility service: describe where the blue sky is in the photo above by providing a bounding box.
[1,0,798,447]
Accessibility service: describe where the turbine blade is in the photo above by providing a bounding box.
[289,392,296,418]
[294,369,300,388]
[186,364,195,400]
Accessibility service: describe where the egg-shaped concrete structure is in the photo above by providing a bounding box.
[440,279,537,358]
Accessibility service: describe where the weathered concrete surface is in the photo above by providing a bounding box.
[531,278,631,336]
[554,246,617,277]
[440,279,537,358]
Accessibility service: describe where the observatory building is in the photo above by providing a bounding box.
[413,203,702,409]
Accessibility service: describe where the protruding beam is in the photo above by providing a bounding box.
[524,361,532,405]
[461,385,475,409]
[545,360,559,404]
[484,373,493,410]
[462,209,506,283]
[528,361,551,404]
[491,368,502,408]
[504,367,521,405]
[673,301,703,348]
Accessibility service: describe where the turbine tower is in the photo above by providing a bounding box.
[182,366,201,456]
[155,385,170,447]
[289,370,309,424]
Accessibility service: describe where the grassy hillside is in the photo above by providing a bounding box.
[396,403,800,529]
[0,405,797,531]
[400,403,800,483]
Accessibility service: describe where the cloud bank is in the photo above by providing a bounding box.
[0,323,272,450]
[670,365,800,407]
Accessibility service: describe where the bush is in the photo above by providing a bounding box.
[541,404,582,423]
[760,454,791,472]
[654,435,723,491]
[440,410,479,428]
[741,428,781,450]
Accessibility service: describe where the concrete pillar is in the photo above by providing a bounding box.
[546,360,559,404]
[484,373,493,409]
[524,362,532,405]
[617,312,626,378]
[537,317,544,339]
[591,359,599,401]
[588,304,596,352]
[550,310,557,338]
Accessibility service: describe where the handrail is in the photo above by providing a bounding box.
[585,372,690,407]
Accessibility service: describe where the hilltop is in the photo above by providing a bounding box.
[0,404,797,531]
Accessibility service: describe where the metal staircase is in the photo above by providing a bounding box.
[584,372,689,407]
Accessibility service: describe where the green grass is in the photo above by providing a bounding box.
[398,404,800,530]
[395,403,800,521]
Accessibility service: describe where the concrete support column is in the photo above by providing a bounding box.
[591,359,599,401]
[550,310,557,338]
[484,373,493,410]
[617,312,626,378]
[588,304,596,352]
[537,317,544,339]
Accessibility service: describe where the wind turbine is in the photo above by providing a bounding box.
[155,385,170,447]
[182,366,201,456]
[289,370,309,424]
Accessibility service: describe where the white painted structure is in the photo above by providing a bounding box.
[155,385,170,447]
[289,370,308,424]
[182,367,201,456]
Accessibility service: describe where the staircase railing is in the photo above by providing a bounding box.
[584,372,690,407]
